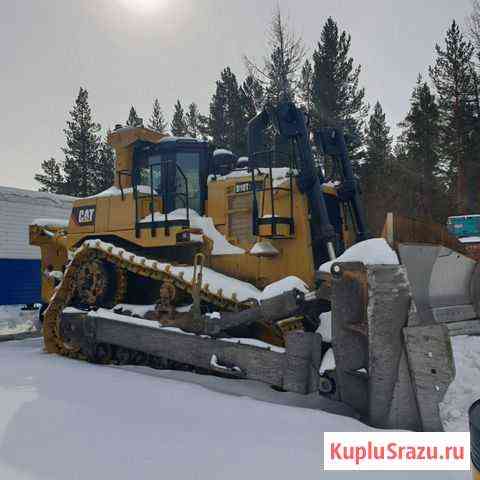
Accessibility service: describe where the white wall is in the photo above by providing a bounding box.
[0,186,73,260]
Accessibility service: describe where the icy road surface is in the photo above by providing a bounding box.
[0,339,470,480]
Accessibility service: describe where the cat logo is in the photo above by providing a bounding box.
[72,205,96,226]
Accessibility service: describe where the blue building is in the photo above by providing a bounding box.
[0,186,73,305]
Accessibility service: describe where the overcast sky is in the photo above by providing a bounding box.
[0,0,473,190]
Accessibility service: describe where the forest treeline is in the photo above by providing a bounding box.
[36,4,480,233]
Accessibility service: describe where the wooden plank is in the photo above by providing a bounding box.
[384,212,469,257]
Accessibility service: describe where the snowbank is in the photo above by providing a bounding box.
[0,306,37,336]
[319,238,399,273]
[440,335,480,432]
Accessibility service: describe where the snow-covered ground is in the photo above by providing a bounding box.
[440,335,480,431]
[0,338,471,480]
[0,306,37,337]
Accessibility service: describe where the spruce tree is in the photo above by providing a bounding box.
[397,76,443,220]
[171,100,188,136]
[126,106,142,127]
[222,68,246,153]
[208,78,228,146]
[185,102,200,138]
[62,87,101,196]
[148,99,167,133]
[35,157,66,194]
[429,20,477,213]
[311,17,367,160]
[361,101,393,233]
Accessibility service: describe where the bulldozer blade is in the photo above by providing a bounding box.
[330,261,455,431]
[398,243,480,326]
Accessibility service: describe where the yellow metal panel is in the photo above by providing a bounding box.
[108,126,167,189]
[108,195,136,231]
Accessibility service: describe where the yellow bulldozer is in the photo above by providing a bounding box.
[30,101,479,431]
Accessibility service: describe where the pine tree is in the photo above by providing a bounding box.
[62,87,102,196]
[126,106,142,127]
[240,75,264,120]
[35,157,66,193]
[397,76,443,220]
[171,99,187,136]
[185,102,200,138]
[361,102,393,233]
[148,99,167,132]
[244,7,305,103]
[429,20,477,213]
[311,17,367,161]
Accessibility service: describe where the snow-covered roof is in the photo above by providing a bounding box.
[0,185,75,206]
[87,185,153,199]
[31,218,69,228]
[448,214,480,220]
[159,136,206,144]
[0,186,73,259]
[112,125,137,133]
[214,148,233,156]
[458,236,480,244]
